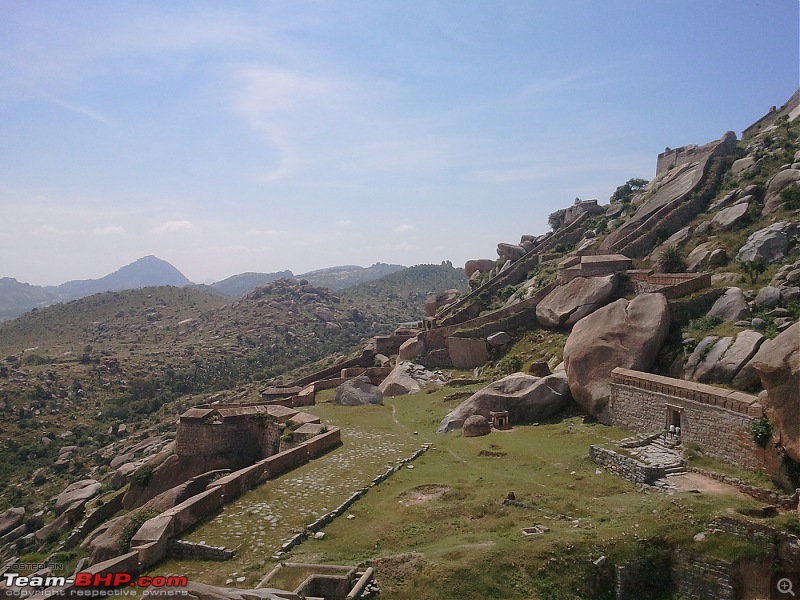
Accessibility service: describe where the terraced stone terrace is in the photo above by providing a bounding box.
[150,402,423,587]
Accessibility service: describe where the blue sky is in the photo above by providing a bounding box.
[0,1,797,285]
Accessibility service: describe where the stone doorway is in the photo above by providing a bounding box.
[666,405,682,439]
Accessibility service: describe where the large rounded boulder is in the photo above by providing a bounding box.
[463,415,491,437]
[333,375,384,406]
[751,323,799,462]
[437,372,573,433]
[563,293,670,423]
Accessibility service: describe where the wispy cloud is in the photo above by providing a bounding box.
[46,97,111,125]
[335,219,353,226]
[233,65,345,181]
[152,220,199,234]
[92,225,125,236]
[246,228,283,237]
[395,224,415,233]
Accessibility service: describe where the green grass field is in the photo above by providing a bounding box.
[151,385,776,599]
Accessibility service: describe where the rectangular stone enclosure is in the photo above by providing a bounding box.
[609,368,762,470]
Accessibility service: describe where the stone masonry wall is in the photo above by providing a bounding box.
[609,368,762,470]
[671,549,735,600]
[175,419,281,461]
[589,445,665,485]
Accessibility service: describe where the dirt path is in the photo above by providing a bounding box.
[668,472,751,500]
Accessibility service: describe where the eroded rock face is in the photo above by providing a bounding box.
[708,287,750,322]
[378,361,446,397]
[535,275,618,328]
[437,372,573,433]
[752,323,800,462]
[563,294,670,423]
[333,375,383,406]
[686,330,764,385]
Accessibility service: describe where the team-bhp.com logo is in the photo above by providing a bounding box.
[3,572,187,595]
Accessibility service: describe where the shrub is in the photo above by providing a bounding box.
[688,314,723,334]
[497,354,523,376]
[658,247,686,273]
[118,510,160,553]
[131,465,153,488]
[751,416,773,448]
[739,259,767,284]
[780,185,800,210]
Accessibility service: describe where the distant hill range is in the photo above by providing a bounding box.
[0,257,408,321]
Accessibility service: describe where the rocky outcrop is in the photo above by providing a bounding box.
[379,361,446,397]
[465,259,496,278]
[708,287,750,321]
[535,275,618,328]
[55,479,101,515]
[736,221,800,263]
[437,372,573,433]
[563,294,670,423]
[686,330,764,385]
[497,243,526,262]
[425,289,461,318]
[686,242,727,272]
[763,168,800,215]
[333,375,383,406]
[752,323,800,462]
[600,131,738,256]
[462,415,491,437]
[0,507,24,537]
[709,202,750,231]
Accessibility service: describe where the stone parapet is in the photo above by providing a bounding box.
[610,368,761,416]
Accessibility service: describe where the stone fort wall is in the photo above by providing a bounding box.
[175,419,281,461]
[609,368,762,470]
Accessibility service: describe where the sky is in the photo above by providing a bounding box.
[0,1,797,286]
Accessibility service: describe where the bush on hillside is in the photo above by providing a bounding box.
[658,247,686,273]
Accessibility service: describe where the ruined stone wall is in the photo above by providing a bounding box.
[424,282,557,350]
[630,273,711,299]
[610,368,762,470]
[589,445,665,485]
[175,419,280,461]
[671,550,735,600]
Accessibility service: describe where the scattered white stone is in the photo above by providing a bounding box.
[347,514,355,520]
[595,469,603,475]
[236,577,246,583]
[314,532,325,540]
[693,532,706,542]
[407,464,414,469]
